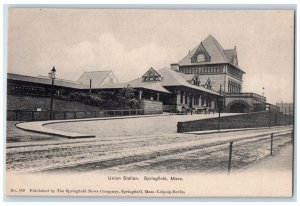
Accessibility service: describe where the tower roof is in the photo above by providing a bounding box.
[178,35,244,73]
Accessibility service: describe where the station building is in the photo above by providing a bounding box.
[7,35,269,114]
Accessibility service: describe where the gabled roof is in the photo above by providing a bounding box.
[178,35,244,73]
[179,73,208,85]
[126,79,171,94]
[142,67,161,77]
[179,35,228,65]
[158,68,220,95]
[7,73,89,89]
[179,73,195,81]
[123,67,219,95]
[224,49,235,62]
[77,70,114,87]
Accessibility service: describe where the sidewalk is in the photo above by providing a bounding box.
[15,113,171,139]
[241,143,293,172]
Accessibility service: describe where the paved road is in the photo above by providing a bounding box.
[6,114,293,173]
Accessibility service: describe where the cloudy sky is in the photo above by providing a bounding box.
[7,9,294,104]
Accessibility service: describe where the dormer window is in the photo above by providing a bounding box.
[197,54,205,62]
[191,42,211,63]
[204,78,212,89]
[192,74,201,86]
[142,67,162,82]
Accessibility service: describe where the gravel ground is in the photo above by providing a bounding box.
[6,114,293,174]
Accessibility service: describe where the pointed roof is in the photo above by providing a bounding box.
[158,68,220,95]
[179,73,209,85]
[121,67,219,95]
[178,35,227,65]
[224,49,235,62]
[77,70,115,87]
[178,35,244,73]
[142,67,161,77]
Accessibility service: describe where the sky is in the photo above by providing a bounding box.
[7,9,294,104]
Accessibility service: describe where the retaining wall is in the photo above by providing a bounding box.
[7,94,100,111]
[139,100,163,115]
[177,111,294,133]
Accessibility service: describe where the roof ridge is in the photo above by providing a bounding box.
[97,70,112,85]
[83,70,111,73]
[77,70,111,82]
[210,36,230,62]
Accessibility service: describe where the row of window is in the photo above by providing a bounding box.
[179,93,212,107]
[228,80,241,93]
[142,76,161,82]
[179,66,224,74]
[8,84,66,96]
[8,85,47,94]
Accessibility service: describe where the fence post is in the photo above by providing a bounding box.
[31,111,34,121]
[228,141,233,175]
[270,133,273,155]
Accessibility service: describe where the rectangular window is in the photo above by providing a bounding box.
[194,97,199,105]
[180,93,183,104]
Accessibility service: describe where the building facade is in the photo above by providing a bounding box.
[7,35,269,115]
[276,102,294,115]
[168,35,266,113]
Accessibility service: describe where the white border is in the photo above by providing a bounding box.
[1,1,298,205]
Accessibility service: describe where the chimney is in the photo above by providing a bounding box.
[170,63,179,72]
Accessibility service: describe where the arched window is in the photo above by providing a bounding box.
[197,54,205,62]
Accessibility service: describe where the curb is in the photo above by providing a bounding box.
[184,126,293,136]
[15,113,172,139]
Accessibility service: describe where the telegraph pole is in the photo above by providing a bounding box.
[218,85,222,132]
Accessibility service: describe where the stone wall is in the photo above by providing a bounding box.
[177,111,293,133]
[198,73,226,92]
[7,94,101,111]
[139,99,163,115]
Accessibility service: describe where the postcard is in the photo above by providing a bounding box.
[6,8,294,197]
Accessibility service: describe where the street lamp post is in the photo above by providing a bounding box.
[49,66,56,120]
[218,85,222,132]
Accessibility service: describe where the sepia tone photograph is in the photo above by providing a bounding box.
[5,8,295,197]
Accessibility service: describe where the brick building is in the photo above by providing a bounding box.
[7,35,270,115]
[168,35,266,113]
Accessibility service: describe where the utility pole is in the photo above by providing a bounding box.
[218,85,222,132]
[89,78,92,95]
[49,66,56,120]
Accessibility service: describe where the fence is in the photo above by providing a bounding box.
[178,111,294,133]
[7,109,144,121]
[191,129,293,174]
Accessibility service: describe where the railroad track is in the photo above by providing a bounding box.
[11,128,292,174]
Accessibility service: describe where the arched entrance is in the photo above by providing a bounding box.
[228,101,250,113]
